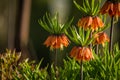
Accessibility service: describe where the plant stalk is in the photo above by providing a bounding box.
[96,45,99,55]
[109,16,114,55]
[54,49,59,79]
[55,49,58,67]
[90,31,92,48]
[80,60,83,80]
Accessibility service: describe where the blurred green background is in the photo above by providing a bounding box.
[0,0,120,67]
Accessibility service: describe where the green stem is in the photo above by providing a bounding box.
[90,31,92,48]
[55,49,58,67]
[96,45,99,55]
[54,49,59,79]
[80,60,83,80]
[109,16,114,55]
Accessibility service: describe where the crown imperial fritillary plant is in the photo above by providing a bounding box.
[77,16,104,32]
[94,32,110,46]
[43,34,70,50]
[66,0,110,80]
[37,0,120,80]
[100,0,120,17]
[38,12,73,79]
[1,0,120,80]
[38,13,73,50]
[70,46,94,61]
[100,0,120,53]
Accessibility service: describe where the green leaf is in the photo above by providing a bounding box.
[92,3,99,15]
[73,0,87,13]
[56,13,60,33]
[82,28,85,43]
[114,52,120,65]
[61,17,74,33]
[91,0,95,12]
[46,13,54,31]
[86,37,94,45]
[83,0,87,11]
[51,16,57,33]
[84,30,91,45]
[71,27,81,44]
[38,19,52,33]
[98,22,110,33]
[50,64,56,80]
[85,0,91,10]
[36,58,43,70]
[43,16,53,32]
[23,74,29,80]
[78,27,84,44]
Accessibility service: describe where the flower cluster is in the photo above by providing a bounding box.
[44,34,70,50]
[100,0,120,52]
[94,32,110,46]
[70,46,94,61]
[39,13,73,50]
[77,16,104,31]
[100,0,120,17]
[38,0,120,79]
[39,0,112,62]
[69,0,110,62]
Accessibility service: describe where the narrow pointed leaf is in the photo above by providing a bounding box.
[61,17,74,33]
[73,0,87,13]
[91,0,95,12]
[86,37,94,45]
[46,13,54,30]
[84,30,91,45]
[85,0,91,10]
[38,19,53,33]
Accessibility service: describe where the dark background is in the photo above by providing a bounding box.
[0,0,120,67]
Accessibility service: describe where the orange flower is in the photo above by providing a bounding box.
[77,16,104,31]
[44,34,70,50]
[91,17,104,31]
[100,1,114,16]
[78,16,93,30]
[70,46,94,61]
[94,32,109,46]
[100,1,120,17]
[113,2,120,17]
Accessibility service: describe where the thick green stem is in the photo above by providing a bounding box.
[55,49,58,67]
[90,31,92,48]
[96,45,99,55]
[54,49,59,79]
[109,16,114,55]
[80,60,83,80]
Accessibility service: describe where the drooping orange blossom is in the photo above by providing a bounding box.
[77,16,104,31]
[44,34,70,50]
[113,2,120,17]
[70,46,94,61]
[100,0,120,17]
[94,32,110,46]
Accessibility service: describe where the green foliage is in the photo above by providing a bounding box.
[0,50,21,80]
[83,43,120,80]
[48,43,120,80]
[58,58,80,80]
[50,57,80,80]
[0,45,120,80]
[38,13,73,34]
[66,26,94,46]
[14,59,49,80]
[73,0,101,16]
[0,50,49,80]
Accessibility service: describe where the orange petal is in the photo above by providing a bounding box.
[44,35,53,47]
[96,17,104,27]
[87,16,93,27]
[70,46,78,58]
